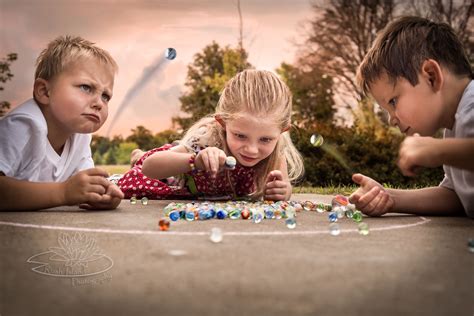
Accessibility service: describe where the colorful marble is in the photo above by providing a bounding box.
[329,223,340,236]
[158,218,170,231]
[210,227,223,243]
[352,211,363,223]
[285,218,296,229]
[358,222,369,235]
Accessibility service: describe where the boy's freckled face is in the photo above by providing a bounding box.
[370,72,443,136]
[46,58,115,134]
[225,115,281,167]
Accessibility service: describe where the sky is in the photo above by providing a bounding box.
[0,0,314,137]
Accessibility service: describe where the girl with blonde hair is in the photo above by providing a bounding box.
[118,69,304,200]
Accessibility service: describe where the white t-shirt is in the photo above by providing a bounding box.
[0,99,94,182]
[440,80,474,218]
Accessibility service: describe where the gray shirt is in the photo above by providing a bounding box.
[440,80,474,218]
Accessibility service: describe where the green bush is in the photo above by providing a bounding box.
[293,124,443,188]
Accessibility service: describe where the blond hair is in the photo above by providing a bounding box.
[35,35,118,81]
[181,69,304,199]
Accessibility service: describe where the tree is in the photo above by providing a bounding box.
[154,129,181,147]
[277,62,336,128]
[302,0,395,102]
[91,135,113,157]
[104,147,118,165]
[172,42,252,130]
[0,53,18,117]
[116,142,138,164]
[126,126,155,151]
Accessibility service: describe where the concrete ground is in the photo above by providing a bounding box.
[0,194,473,316]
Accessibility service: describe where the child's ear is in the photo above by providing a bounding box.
[33,78,50,104]
[281,125,290,133]
[215,115,226,127]
[421,59,443,92]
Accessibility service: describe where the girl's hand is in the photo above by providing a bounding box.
[264,170,289,201]
[349,173,394,216]
[195,147,227,178]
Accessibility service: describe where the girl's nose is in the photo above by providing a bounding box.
[244,143,258,154]
[389,114,398,127]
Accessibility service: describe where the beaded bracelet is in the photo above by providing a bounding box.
[188,153,198,174]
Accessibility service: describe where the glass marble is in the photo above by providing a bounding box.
[345,209,354,219]
[130,196,137,205]
[253,213,263,224]
[185,211,195,221]
[229,210,241,220]
[303,201,314,211]
[265,209,275,219]
[286,208,296,219]
[141,197,149,205]
[334,206,345,219]
[310,133,324,147]
[169,211,180,221]
[352,211,363,223]
[165,48,177,60]
[358,222,369,235]
[328,211,338,222]
[329,223,340,236]
[274,210,283,220]
[241,209,250,220]
[315,203,326,213]
[158,218,170,231]
[468,238,474,253]
[210,227,223,243]
[225,156,237,169]
[332,194,349,207]
[285,218,296,229]
[216,209,228,219]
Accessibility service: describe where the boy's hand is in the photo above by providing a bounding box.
[195,147,227,178]
[79,183,124,210]
[62,168,110,206]
[398,134,442,176]
[349,173,394,216]
[264,170,289,201]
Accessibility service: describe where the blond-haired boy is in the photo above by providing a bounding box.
[0,35,124,210]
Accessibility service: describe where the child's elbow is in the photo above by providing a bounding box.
[141,159,154,178]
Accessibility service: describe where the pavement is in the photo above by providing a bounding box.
[0,194,473,316]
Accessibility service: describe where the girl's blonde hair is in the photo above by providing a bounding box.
[35,35,118,81]
[181,69,304,198]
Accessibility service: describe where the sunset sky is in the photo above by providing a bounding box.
[1,0,314,137]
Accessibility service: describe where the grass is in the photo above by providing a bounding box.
[97,164,130,174]
[293,185,358,195]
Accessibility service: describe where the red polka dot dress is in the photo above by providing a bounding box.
[117,144,255,199]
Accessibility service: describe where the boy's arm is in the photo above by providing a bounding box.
[388,186,465,216]
[350,173,465,216]
[0,168,112,211]
[398,136,474,176]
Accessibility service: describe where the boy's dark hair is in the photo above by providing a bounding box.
[357,16,473,96]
